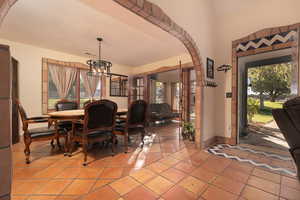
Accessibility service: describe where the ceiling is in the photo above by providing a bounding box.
[0,0,186,66]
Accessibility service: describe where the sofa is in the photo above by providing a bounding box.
[272,96,300,179]
[148,103,180,123]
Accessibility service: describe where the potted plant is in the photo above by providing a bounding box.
[182,122,195,141]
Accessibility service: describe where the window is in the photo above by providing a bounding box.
[42,58,103,113]
[110,75,128,97]
[155,81,166,103]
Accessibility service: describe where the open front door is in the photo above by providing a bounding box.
[0,44,12,200]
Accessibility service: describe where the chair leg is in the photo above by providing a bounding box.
[141,129,145,147]
[124,133,128,153]
[24,136,31,164]
[111,135,116,156]
[83,141,88,166]
[56,137,61,149]
[50,139,55,148]
[64,135,69,156]
[68,138,76,157]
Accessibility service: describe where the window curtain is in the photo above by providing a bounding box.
[80,70,100,100]
[48,63,77,100]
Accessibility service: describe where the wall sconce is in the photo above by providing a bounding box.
[217,64,232,73]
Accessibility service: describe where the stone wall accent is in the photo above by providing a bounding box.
[0,0,205,148]
[231,24,300,145]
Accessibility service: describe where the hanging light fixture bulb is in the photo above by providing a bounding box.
[86,37,112,77]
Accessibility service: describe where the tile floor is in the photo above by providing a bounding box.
[11,123,300,200]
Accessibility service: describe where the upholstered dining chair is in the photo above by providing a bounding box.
[272,96,300,179]
[16,100,67,164]
[54,100,79,131]
[114,100,148,153]
[70,99,118,166]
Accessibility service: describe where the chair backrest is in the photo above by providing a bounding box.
[55,100,78,111]
[283,96,300,132]
[16,100,28,129]
[84,99,118,132]
[127,100,148,126]
[83,100,96,107]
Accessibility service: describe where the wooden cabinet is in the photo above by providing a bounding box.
[11,57,19,144]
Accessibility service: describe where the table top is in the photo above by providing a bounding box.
[48,108,127,118]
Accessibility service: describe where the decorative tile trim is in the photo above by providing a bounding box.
[207,144,297,177]
[236,30,297,53]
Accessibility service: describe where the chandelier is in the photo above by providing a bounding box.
[86,37,112,77]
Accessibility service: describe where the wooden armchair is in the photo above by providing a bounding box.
[70,99,117,166]
[17,100,67,164]
[114,100,148,153]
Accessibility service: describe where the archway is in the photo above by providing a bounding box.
[0,0,204,148]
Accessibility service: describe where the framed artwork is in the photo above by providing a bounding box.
[206,58,214,79]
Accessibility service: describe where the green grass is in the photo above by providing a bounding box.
[250,100,283,124]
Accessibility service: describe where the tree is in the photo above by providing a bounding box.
[247,97,259,123]
[248,63,292,108]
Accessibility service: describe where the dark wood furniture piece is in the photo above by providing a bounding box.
[54,100,79,131]
[70,100,117,166]
[17,100,67,164]
[273,96,300,179]
[148,103,179,123]
[115,100,148,153]
[12,57,19,144]
[110,74,128,97]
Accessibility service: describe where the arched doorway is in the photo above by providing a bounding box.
[0,0,205,145]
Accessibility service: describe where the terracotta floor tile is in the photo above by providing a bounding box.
[110,176,140,195]
[13,167,44,179]
[92,179,114,191]
[252,168,281,183]
[144,176,174,195]
[160,157,180,167]
[146,162,169,173]
[228,161,254,174]
[212,176,245,195]
[33,167,64,178]
[174,160,196,174]
[241,185,278,200]
[129,168,156,183]
[201,185,238,200]
[82,185,119,200]
[99,167,124,179]
[191,167,217,183]
[281,176,300,191]
[62,180,95,195]
[36,180,72,195]
[11,196,29,200]
[162,185,197,200]
[280,185,300,200]
[55,196,80,200]
[123,186,158,200]
[161,168,186,183]
[201,157,231,173]
[77,167,104,179]
[13,180,48,195]
[178,176,207,195]
[55,168,81,178]
[27,196,57,200]
[222,167,250,183]
[247,176,280,195]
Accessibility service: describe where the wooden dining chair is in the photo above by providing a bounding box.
[16,100,68,164]
[114,100,148,153]
[70,99,118,166]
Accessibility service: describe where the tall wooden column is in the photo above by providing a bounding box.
[0,44,12,200]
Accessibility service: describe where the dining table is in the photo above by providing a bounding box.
[48,108,128,120]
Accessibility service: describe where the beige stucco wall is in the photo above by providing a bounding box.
[149,0,217,142]
[212,0,300,138]
[0,38,132,118]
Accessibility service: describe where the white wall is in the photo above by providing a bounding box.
[0,38,132,118]
[212,0,300,138]
[149,0,217,141]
